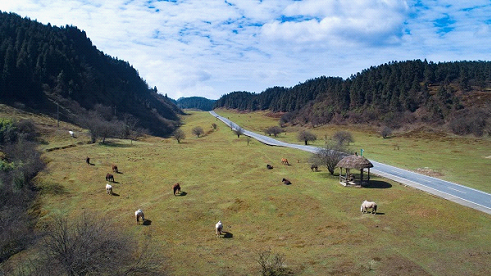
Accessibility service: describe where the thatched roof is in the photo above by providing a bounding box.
[336,155,374,170]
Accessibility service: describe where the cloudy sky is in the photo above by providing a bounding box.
[1,1,490,100]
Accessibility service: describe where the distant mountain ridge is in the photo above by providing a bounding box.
[0,11,182,137]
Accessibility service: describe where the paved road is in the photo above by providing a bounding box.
[210,111,491,215]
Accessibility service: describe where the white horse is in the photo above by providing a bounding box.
[360,200,377,214]
[68,130,74,138]
[215,221,223,237]
[135,209,145,224]
[105,183,113,195]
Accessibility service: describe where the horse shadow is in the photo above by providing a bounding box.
[142,219,152,226]
[111,192,120,197]
[177,191,187,196]
[222,232,233,238]
[363,180,392,189]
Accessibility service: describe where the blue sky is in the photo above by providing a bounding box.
[1,0,490,100]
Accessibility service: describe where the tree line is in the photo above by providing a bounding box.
[175,96,216,111]
[214,60,491,136]
[0,11,183,137]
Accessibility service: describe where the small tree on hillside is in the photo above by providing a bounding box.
[332,130,354,145]
[233,126,244,138]
[265,126,283,137]
[192,126,204,138]
[298,130,317,145]
[381,126,392,139]
[312,141,349,175]
[173,129,186,143]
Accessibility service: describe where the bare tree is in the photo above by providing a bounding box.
[192,126,204,138]
[332,130,354,145]
[312,141,349,175]
[297,130,317,145]
[381,126,392,139]
[265,126,283,137]
[77,110,121,143]
[233,126,244,138]
[173,129,186,143]
[37,213,165,275]
[257,249,292,276]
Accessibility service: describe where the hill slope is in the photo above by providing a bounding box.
[0,11,182,137]
[215,60,491,136]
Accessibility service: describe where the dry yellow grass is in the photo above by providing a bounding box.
[2,106,491,275]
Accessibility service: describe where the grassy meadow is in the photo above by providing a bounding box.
[214,109,491,194]
[3,106,491,275]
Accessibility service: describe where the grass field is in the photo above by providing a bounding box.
[214,108,491,194]
[3,105,491,275]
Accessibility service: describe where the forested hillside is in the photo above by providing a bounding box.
[215,60,491,136]
[0,12,182,137]
[176,96,215,111]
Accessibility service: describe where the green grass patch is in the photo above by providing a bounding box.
[3,107,491,275]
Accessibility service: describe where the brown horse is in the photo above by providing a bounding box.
[135,209,145,224]
[311,164,318,172]
[281,158,290,165]
[282,178,292,185]
[173,183,181,195]
[112,165,118,173]
[106,173,114,182]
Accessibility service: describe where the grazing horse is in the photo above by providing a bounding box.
[215,221,223,237]
[282,178,292,185]
[135,209,145,224]
[106,183,113,195]
[69,130,74,138]
[281,158,290,165]
[106,173,114,182]
[311,164,318,172]
[266,164,273,170]
[360,200,377,214]
[173,183,181,195]
[112,165,118,173]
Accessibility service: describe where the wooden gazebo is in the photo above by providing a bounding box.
[336,154,374,187]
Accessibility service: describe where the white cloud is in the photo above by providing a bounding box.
[1,0,491,100]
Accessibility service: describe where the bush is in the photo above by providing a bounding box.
[332,130,354,145]
[257,249,293,276]
[33,213,164,275]
[192,126,204,138]
[381,126,392,139]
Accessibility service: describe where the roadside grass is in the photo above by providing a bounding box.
[2,106,491,275]
[214,108,491,194]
